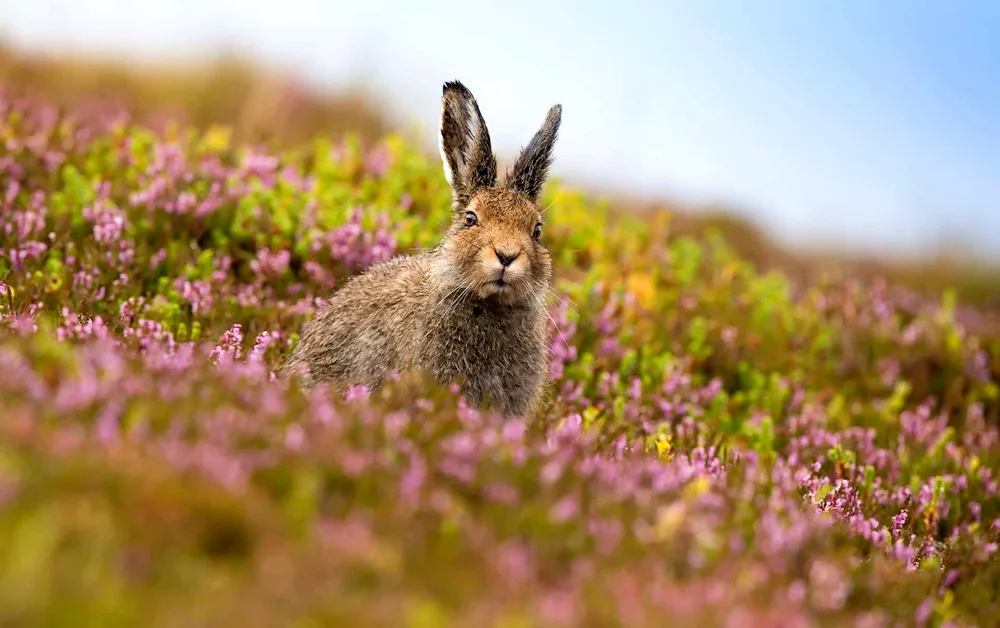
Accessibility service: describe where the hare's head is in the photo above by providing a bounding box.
[433,80,562,306]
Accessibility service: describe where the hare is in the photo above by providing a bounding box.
[282,80,562,419]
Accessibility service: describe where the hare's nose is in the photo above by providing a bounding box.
[495,249,521,267]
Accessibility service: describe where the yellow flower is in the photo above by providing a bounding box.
[626,272,656,310]
[683,475,710,501]
[720,261,740,284]
[385,133,405,160]
[654,435,672,459]
[654,502,687,540]
[45,275,63,294]
[201,124,233,152]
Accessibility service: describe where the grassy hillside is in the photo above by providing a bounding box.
[2,58,1000,626]
[4,40,1000,312]
[0,42,390,148]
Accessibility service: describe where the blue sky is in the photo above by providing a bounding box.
[2,0,998,260]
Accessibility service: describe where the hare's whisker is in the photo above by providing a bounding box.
[544,308,574,355]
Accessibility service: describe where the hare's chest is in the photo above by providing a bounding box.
[421,308,544,404]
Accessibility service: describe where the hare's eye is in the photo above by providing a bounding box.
[532,223,542,241]
[464,211,478,227]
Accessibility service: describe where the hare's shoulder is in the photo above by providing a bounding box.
[330,253,432,304]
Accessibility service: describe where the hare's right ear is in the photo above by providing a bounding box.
[504,104,562,203]
[439,80,498,210]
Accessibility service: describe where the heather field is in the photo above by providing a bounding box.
[2,76,1000,628]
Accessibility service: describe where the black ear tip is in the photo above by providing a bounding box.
[443,80,471,97]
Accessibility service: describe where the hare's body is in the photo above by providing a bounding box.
[286,255,430,391]
[421,287,548,416]
[285,251,549,415]
[282,80,562,419]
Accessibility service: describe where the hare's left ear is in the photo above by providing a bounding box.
[439,80,498,210]
[504,104,562,203]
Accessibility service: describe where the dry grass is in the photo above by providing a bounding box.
[0,41,389,147]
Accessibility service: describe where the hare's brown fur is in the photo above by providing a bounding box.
[282,80,562,419]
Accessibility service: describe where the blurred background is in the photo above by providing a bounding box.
[2,0,998,297]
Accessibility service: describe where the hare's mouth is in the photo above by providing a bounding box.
[488,277,511,293]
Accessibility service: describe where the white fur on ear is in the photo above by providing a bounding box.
[438,80,498,204]
[438,99,456,188]
[438,97,483,188]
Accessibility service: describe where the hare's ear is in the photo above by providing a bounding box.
[504,104,562,203]
[439,80,498,209]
